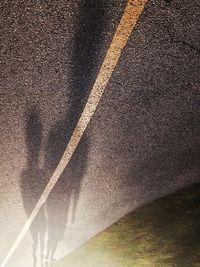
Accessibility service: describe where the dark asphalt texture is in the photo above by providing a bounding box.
[0,0,200,266]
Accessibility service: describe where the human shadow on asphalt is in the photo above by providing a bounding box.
[43,0,106,263]
[20,106,47,267]
[20,1,107,265]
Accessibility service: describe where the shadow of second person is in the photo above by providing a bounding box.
[20,106,47,267]
[44,118,89,263]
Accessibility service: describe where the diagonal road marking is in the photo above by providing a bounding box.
[1,1,148,266]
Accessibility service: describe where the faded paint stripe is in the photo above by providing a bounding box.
[1,1,148,266]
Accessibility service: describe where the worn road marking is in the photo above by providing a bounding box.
[1,1,148,266]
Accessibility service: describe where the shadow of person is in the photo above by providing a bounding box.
[44,124,89,262]
[43,0,106,262]
[20,106,47,267]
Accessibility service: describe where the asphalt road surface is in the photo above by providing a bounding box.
[0,0,200,266]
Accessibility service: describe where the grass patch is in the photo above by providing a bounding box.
[54,183,200,267]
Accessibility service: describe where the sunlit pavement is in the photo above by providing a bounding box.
[1,0,200,266]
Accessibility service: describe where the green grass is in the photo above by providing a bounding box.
[54,183,200,267]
